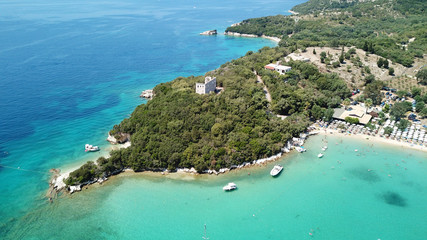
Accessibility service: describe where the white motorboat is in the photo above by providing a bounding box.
[270,165,284,176]
[295,147,306,153]
[318,153,324,158]
[85,144,100,152]
[322,146,328,151]
[223,182,237,191]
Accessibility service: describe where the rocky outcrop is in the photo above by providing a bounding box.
[107,132,130,144]
[140,89,154,99]
[200,30,217,35]
[50,169,69,191]
[69,185,81,194]
[224,31,258,38]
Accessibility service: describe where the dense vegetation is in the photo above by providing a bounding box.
[65,46,350,185]
[65,0,426,186]
[226,0,427,67]
[417,68,427,85]
[253,49,351,116]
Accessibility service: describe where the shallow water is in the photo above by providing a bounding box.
[0,0,303,226]
[3,135,427,239]
[1,0,427,239]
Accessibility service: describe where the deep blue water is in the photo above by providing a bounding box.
[0,0,305,232]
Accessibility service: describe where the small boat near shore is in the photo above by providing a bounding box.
[322,146,328,151]
[85,144,99,152]
[270,165,283,177]
[318,153,324,158]
[295,146,306,153]
[223,182,237,191]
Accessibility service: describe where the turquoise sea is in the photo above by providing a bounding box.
[1,0,427,239]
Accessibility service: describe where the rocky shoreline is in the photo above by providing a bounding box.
[200,29,217,35]
[224,31,281,43]
[48,130,316,196]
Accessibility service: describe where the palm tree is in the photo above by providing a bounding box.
[343,98,351,110]
[365,98,373,113]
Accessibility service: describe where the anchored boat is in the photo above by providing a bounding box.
[223,182,237,191]
[295,146,306,153]
[85,144,99,152]
[270,165,283,176]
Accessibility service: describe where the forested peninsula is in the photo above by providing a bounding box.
[64,0,426,187]
[65,46,349,185]
[226,0,426,67]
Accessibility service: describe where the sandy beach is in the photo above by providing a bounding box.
[224,31,281,43]
[317,128,427,153]
[50,141,131,191]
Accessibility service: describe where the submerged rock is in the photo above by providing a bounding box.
[382,191,407,207]
[347,167,381,183]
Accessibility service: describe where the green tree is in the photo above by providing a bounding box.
[339,46,345,63]
[390,102,411,120]
[416,68,427,85]
[320,52,327,58]
[416,101,425,113]
[364,74,375,85]
[383,59,389,69]
[363,41,369,52]
[388,67,394,75]
[384,126,393,135]
[324,108,334,122]
[365,98,373,113]
[397,119,410,131]
[343,98,351,109]
[369,42,375,54]
[411,87,422,98]
[331,39,339,48]
[396,90,407,98]
[311,104,324,119]
[377,58,383,68]
[364,66,371,74]
[383,103,390,113]
[332,61,340,68]
[364,81,383,105]
[348,48,356,55]
[313,48,316,55]
[345,117,359,124]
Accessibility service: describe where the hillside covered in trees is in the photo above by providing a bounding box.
[65,46,350,185]
[65,0,426,186]
[226,0,426,67]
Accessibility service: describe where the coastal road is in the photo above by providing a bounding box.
[254,71,272,103]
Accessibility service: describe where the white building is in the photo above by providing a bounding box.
[264,64,292,75]
[196,76,217,94]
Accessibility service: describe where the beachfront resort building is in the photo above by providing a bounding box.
[196,76,217,95]
[264,64,292,75]
[332,105,372,125]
